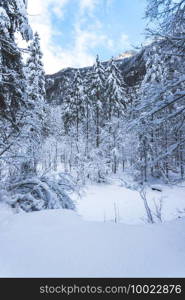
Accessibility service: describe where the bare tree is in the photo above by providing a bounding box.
[140,187,154,224]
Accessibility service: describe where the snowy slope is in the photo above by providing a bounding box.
[0,208,185,277]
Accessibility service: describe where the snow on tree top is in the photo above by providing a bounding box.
[0,6,10,29]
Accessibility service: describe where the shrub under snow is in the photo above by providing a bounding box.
[6,173,76,213]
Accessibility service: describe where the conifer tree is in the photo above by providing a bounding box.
[23,32,46,175]
[0,0,32,173]
[105,58,128,173]
[106,58,127,120]
[89,55,105,148]
[63,70,84,141]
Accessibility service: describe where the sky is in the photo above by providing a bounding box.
[27,0,148,74]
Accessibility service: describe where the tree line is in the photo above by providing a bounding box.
[0,0,185,213]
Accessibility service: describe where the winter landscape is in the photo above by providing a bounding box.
[0,0,185,278]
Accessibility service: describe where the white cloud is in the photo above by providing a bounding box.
[22,0,130,74]
[25,0,113,74]
[43,21,115,72]
[79,0,98,15]
[27,0,70,74]
[119,34,130,49]
[27,0,68,16]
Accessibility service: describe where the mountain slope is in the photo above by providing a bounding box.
[45,49,146,105]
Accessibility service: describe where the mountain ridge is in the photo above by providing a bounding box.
[45,48,147,104]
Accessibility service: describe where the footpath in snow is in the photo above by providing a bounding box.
[0,205,185,277]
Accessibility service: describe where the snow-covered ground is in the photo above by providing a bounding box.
[0,207,185,277]
[0,181,185,277]
[76,180,185,224]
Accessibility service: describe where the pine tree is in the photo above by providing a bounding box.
[137,45,164,181]
[63,70,84,141]
[105,58,127,173]
[130,43,185,183]
[89,55,105,148]
[0,0,32,175]
[22,32,46,175]
[145,0,185,182]
[83,69,94,156]
[26,32,45,104]
[106,58,127,120]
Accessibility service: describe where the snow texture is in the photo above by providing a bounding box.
[76,181,185,224]
[0,208,185,277]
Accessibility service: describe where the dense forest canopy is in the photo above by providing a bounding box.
[0,0,185,212]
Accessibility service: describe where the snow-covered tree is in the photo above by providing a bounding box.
[104,58,128,173]
[26,32,45,104]
[0,1,78,213]
[128,42,185,183]
[20,32,46,176]
[146,0,185,54]
[106,58,127,120]
[63,70,85,141]
[0,0,32,178]
[89,55,106,148]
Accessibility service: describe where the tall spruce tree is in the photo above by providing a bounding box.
[0,0,32,177]
[89,55,105,148]
[106,58,127,120]
[104,58,127,173]
[22,32,46,175]
[63,70,84,141]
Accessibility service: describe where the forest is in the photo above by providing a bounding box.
[0,0,185,213]
[0,0,185,279]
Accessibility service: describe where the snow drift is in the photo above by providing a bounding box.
[0,208,185,277]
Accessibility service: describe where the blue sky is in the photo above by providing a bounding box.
[27,0,148,74]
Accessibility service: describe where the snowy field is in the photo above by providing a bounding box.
[76,180,185,224]
[0,181,185,277]
[0,207,185,277]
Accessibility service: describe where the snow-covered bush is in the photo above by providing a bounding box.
[77,148,111,184]
[6,173,76,213]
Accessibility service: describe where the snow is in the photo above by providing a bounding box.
[0,203,13,225]
[0,208,185,277]
[76,181,185,224]
[0,180,185,277]
[0,7,10,29]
